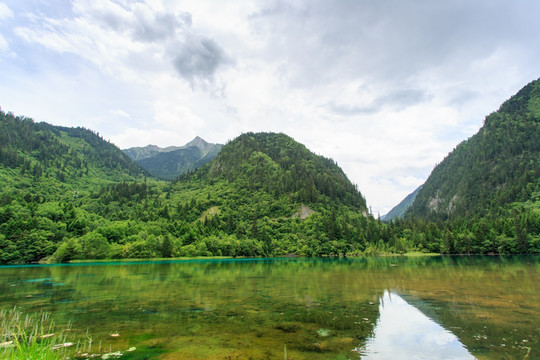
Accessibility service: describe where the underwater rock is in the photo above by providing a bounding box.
[101,351,123,359]
[317,329,331,337]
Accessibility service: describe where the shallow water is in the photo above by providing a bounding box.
[0,256,538,359]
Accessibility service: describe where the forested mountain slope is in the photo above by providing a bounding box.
[0,118,381,263]
[0,111,146,190]
[409,79,540,220]
[0,111,152,263]
[204,132,367,209]
[168,132,376,257]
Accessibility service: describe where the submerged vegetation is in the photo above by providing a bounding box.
[0,78,539,264]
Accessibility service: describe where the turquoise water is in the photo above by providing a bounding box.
[0,256,538,359]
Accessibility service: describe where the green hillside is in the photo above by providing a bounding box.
[0,117,382,263]
[397,79,540,254]
[205,132,366,209]
[0,111,153,263]
[410,79,540,219]
[0,111,146,190]
[168,132,375,257]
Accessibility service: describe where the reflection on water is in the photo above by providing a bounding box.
[357,291,475,359]
[0,256,538,359]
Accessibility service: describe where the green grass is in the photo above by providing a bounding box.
[1,308,141,359]
[0,308,70,360]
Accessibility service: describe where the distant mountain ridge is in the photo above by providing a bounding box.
[123,137,222,180]
[381,185,422,221]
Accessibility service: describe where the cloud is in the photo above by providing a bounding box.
[248,0,540,94]
[75,0,193,42]
[133,10,192,42]
[110,109,130,119]
[172,36,232,86]
[13,0,231,88]
[72,0,132,31]
[73,0,231,86]
[0,34,7,51]
[0,2,13,52]
[0,2,13,19]
[327,102,378,116]
[328,89,430,116]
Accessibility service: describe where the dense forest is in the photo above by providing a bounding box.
[400,78,540,254]
[0,78,539,264]
[409,79,540,219]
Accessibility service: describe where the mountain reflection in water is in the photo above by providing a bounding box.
[356,290,475,360]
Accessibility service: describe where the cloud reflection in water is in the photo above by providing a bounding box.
[356,290,475,360]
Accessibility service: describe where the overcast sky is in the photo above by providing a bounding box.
[1,0,539,215]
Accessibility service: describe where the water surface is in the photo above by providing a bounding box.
[0,256,538,359]
[357,291,475,359]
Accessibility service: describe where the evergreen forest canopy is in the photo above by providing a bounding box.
[0,78,539,264]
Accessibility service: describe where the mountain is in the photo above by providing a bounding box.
[123,137,222,180]
[168,132,374,257]
[122,144,177,161]
[1,117,380,263]
[2,83,538,264]
[0,110,152,263]
[203,132,367,209]
[0,111,146,189]
[407,78,540,220]
[381,185,422,221]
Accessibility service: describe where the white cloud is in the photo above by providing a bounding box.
[110,109,131,119]
[0,2,13,19]
[0,33,7,51]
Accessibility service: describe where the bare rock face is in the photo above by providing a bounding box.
[292,205,315,220]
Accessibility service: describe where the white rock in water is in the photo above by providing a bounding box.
[317,328,330,337]
[102,351,123,359]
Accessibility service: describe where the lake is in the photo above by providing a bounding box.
[0,256,538,359]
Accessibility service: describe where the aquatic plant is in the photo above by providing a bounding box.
[0,308,136,359]
[0,307,71,359]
